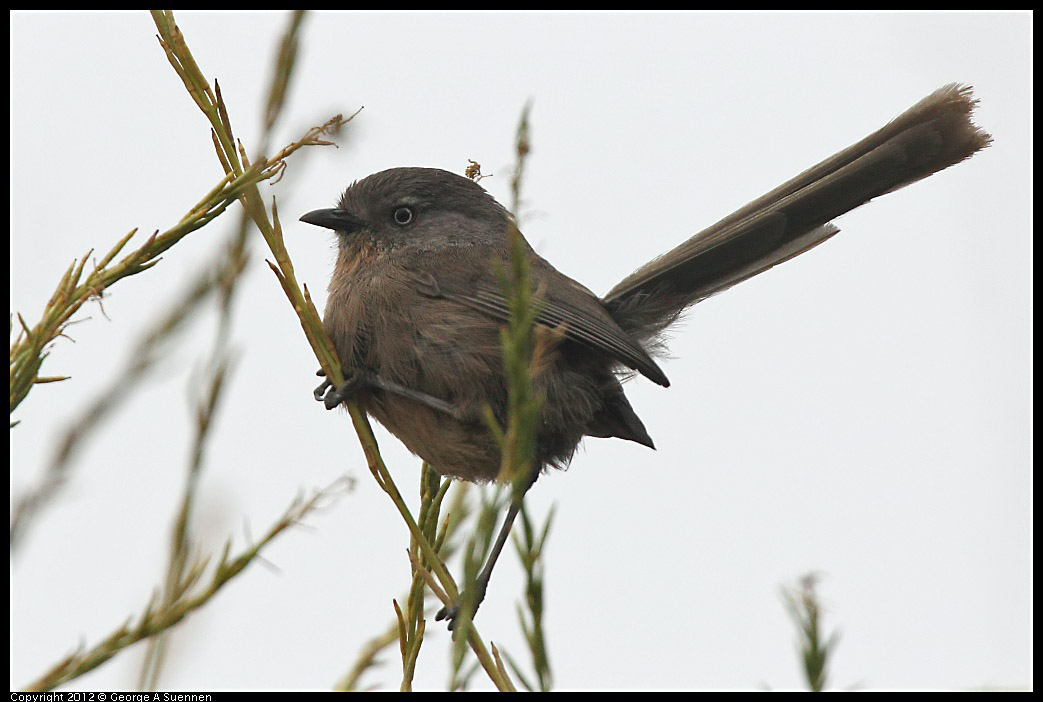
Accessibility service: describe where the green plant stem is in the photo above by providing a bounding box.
[151,10,513,692]
[24,480,350,692]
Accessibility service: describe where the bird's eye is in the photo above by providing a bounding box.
[393,206,414,225]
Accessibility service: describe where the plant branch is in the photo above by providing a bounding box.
[151,10,512,692]
[23,479,351,692]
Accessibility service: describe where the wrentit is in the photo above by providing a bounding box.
[301,84,990,628]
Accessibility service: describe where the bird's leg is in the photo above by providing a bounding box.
[313,365,535,631]
[436,468,540,631]
[314,367,457,416]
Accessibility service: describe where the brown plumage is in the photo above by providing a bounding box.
[301,83,990,625]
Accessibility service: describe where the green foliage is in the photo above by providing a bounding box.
[782,574,841,692]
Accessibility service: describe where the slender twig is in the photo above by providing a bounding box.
[137,12,310,688]
[9,12,333,420]
[137,352,236,691]
[137,225,250,690]
[505,101,555,691]
[336,619,400,692]
[150,11,513,691]
[9,163,264,417]
[509,99,532,216]
[9,260,228,549]
[782,573,841,692]
[338,481,473,691]
[512,502,555,691]
[23,479,351,692]
[448,145,546,688]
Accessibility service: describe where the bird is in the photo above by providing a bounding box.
[300,83,990,628]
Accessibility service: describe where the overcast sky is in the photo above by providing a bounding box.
[10,11,1031,691]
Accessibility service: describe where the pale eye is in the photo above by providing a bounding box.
[393,206,414,225]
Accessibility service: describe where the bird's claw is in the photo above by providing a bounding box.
[313,369,371,410]
[313,369,332,403]
[313,378,332,403]
[435,603,462,631]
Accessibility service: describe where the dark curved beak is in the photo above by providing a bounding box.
[299,208,366,233]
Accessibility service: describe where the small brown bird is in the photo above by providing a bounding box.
[301,84,990,628]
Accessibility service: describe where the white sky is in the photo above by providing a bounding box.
[9,11,1031,692]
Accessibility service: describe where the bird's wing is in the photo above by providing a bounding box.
[403,247,670,387]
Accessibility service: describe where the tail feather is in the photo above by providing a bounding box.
[603,84,991,344]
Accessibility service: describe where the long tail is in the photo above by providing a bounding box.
[603,83,991,346]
